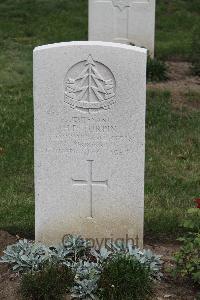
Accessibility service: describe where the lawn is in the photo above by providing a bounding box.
[145,90,199,237]
[0,0,199,238]
[156,0,200,60]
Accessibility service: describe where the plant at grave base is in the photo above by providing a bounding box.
[0,239,51,272]
[49,244,74,266]
[90,247,112,264]
[147,56,168,82]
[98,254,153,300]
[0,236,163,299]
[62,234,90,261]
[49,235,91,266]
[172,207,200,286]
[0,235,91,273]
[71,261,102,299]
[104,242,163,280]
[126,246,163,280]
[21,264,74,300]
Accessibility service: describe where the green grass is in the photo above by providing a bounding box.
[156,0,200,60]
[21,264,74,300]
[145,90,200,237]
[0,0,199,238]
[0,0,88,237]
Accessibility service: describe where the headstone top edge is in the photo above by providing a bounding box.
[33,41,147,55]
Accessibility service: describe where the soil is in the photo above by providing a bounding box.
[0,230,198,300]
[148,62,200,111]
[145,241,198,300]
[0,231,20,300]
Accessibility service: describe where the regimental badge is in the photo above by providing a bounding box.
[64,55,116,113]
[112,0,131,11]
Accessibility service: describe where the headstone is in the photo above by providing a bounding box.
[89,0,156,57]
[34,41,147,248]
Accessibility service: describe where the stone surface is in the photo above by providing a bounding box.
[89,0,156,57]
[34,41,147,248]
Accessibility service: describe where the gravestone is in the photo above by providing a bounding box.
[34,41,147,248]
[89,0,156,57]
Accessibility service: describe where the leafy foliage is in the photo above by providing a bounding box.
[49,235,91,266]
[71,261,102,299]
[1,236,163,299]
[49,244,75,265]
[126,246,163,280]
[0,235,90,271]
[147,56,168,82]
[173,208,200,285]
[62,234,90,262]
[0,239,50,272]
[21,264,74,300]
[90,247,112,264]
[98,255,153,300]
[97,242,163,280]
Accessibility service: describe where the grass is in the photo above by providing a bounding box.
[156,0,200,60]
[0,0,88,237]
[0,0,199,238]
[145,90,200,237]
[21,264,74,300]
[98,255,153,299]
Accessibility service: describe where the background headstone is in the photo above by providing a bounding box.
[34,41,147,247]
[89,0,156,57]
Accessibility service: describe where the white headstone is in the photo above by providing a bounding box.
[89,0,156,57]
[34,41,147,248]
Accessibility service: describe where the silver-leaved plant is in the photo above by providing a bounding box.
[0,235,164,299]
[0,239,50,272]
[71,261,102,299]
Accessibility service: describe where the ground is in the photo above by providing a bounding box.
[0,0,200,298]
[0,231,197,300]
[0,231,20,300]
[148,62,200,109]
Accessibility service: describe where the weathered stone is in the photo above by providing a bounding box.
[34,41,147,248]
[89,0,156,57]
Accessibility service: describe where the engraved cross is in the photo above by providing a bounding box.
[72,160,108,218]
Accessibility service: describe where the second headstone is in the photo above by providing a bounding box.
[89,0,156,57]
